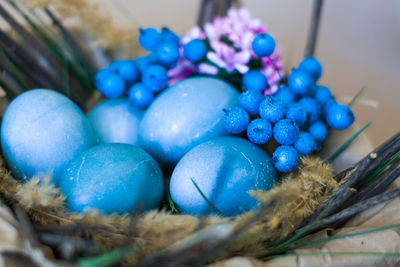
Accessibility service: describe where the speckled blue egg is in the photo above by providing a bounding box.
[88,99,143,146]
[59,143,164,214]
[169,136,277,216]
[1,89,97,183]
[139,77,239,167]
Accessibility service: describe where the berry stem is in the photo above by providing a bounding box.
[305,0,324,57]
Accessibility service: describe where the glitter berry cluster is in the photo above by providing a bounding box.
[224,47,355,172]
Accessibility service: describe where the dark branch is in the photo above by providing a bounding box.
[305,0,324,57]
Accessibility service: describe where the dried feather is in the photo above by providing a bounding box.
[249,157,339,239]
[16,177,65,211]
[25,0,139,53]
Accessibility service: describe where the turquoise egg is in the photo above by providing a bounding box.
[139,77,239,167]
[88,99,143,146]
[59,143,164,214]
[169,136,277,216]
[1,89,97,183]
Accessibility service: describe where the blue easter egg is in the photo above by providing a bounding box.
[170,136,277,216]
[1,89,97,183]
[139,77,239,167]
[88,99,143,146]
[59,143,164,214]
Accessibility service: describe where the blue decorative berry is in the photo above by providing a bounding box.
[314,85,333,105]
[298,97,321,123]
[323,98,338,115]
[129,83,154,108]
[274,86,297,104]
[160,27,180,44]
[273,119,299,145]
[288,69,314,96]
[308,121,330,143]
[294,131,317,156]
[156,41,180,68]
[246,118,272,144]
[223,107,250,134]
[325,104,355,130]
[139,27,161,51]
[238,89,264,116]
[142,65,169,93]
[251,33,276,58]
[95,69,125,99]
[272,145,299,173]
[259,96,287,123]
[135,56,154,73]
[286,103,307,127]
[299,57,323,80]
[242,70,268,92]
[183,39,207,64]
[109,60,139,83]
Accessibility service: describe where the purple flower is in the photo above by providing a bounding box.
[168,7,285,92]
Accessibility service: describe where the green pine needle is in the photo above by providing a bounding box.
[0,50,29,91]
[348,86,366,107]
[267,202,331,255]
[290,223,400,250]
[327,121,372,163]
[191,178,223,216]
[166,183,179,214]
[358,151,400,189]
[78,246,137,267]
[8,1,93,92]
[264,251,400,261]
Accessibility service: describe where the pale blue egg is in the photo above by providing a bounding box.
[139,77,239,167]
[1,89,97,184]
[88,99,143,146]
[59,143,164,214]
[169,136,277,216]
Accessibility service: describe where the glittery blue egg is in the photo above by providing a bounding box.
[59,143,164,214]
[1,89,97,183]
[88,99,143,146]
[139,77,239,167]
[169,136,277,216]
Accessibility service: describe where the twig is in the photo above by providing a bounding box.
[304,0,324,57]
[346,160,400,207]
[39,233,98,260]
[295,188,400,235]
[280,132,400,246]
[197,0,217,27]
[302,132,400,226]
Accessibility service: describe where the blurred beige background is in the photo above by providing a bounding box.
[109,0,399,147]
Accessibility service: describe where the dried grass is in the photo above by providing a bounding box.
[0,155,343,264]
[24,0,138,52]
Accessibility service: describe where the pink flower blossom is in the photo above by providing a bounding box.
[168,7,284,93]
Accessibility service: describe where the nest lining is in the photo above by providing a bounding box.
[0,156,343,264]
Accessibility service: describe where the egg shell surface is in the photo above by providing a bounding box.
[1,89,97,183]
[169,136,277,216]
[59,143,164,214]
[88,99,143,146]
[139,77,239,167]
